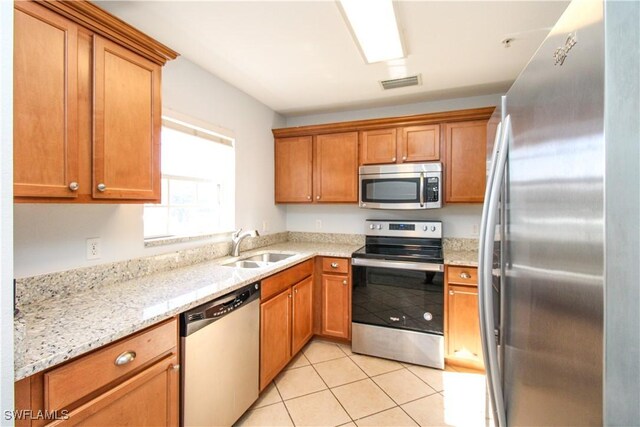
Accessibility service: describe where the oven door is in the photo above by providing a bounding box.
[359,172,441,209]
[351,258,444,335]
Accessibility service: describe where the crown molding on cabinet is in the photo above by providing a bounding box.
[37,0,179,65]
[272,107,495,138]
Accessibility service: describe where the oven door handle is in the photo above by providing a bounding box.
[351,257,444,272]
[419,172,425,207]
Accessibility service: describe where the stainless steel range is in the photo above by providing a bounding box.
[351,219,444,369]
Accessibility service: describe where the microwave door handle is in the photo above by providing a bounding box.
[419,173,425,207]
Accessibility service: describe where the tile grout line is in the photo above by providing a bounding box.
[272,380,297,427]
[306,341,357,426]
[403,365,442,394]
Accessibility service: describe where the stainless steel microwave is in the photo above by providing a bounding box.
[359,163,442,209]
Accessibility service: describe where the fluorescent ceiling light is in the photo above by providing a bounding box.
[339,0,404,64]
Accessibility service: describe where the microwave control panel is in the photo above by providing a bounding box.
[426,177,439,202]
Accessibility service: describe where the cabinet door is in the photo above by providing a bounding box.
[260,290,292,390]
[321,274,350,339]
[291,277,314,355]
[398,125,440,163]
[315,132,358,202]
[447,284,483,366]
[275,136,313,203]
[359,129,397,165]
[50,355,179,426]
[13,2,79,198]
[93,36,161,201]
[444,120,487,203]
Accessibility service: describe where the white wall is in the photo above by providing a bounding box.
[14,57,286,278]
[285,94,500,237]
[0,0,14,417]
[285,93,501,127]
[286,204,482,238]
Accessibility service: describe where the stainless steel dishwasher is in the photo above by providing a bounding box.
[181,282,260,426]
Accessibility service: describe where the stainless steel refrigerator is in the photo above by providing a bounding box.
[478,0,640,426]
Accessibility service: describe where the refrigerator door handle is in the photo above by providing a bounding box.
[479,115,510,427]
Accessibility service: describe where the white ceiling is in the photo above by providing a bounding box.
[97,1,568,116]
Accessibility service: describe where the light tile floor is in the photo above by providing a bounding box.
[236,338,493,427]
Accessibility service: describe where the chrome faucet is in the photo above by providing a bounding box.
[231,228,260,257]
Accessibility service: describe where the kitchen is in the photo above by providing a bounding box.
[2,0,636,426]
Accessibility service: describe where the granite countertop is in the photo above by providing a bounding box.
[443,249,479,267]
[14,242,361,381]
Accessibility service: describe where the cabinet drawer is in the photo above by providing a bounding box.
[322,257,349,274]
[447,266,478,285]
[262,259,313,301]
[44,318,177,411]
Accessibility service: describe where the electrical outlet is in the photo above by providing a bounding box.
[86,238,101,260]
[472,224,479,236]
[262,220,269,233]
[315,219,322,230]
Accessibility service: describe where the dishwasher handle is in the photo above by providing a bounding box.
[181,282,260,336]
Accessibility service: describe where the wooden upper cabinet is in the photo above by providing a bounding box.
[93,36,161,200]
[359,128,397,165]
[444,120,488,203]
[398,125,440,163]
[13,0,177,203]
[13,2,79,198]
[315,132,358,203]
[275,136,313,203]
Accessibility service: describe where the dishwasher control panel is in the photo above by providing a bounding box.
[181,282,260,336]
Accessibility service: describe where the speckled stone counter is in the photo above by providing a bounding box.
[443,238,479,266]
[14,242,361,381]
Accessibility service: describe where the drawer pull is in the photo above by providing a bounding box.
[114,351,136,366]
[460,272,471,279]
[342,280,347,285]
[331,262,339,268]
[169,364,180,371]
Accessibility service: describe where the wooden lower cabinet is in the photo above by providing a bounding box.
[14,318,179,427]
[445,266,484,370]
[319,257,351,340]
[259,262,314,390]
[321,274,350,339]
[291,277,314,354]
[260,289,293,389]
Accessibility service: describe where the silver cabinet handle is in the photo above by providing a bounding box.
[460,272,472,279]
[392,157,396,162]
[295,289,298,294]
[342,280,347,285]
[402,156,407,161]
[288,293,292,298]
[97,183,107,192]
[449,290,455,295]
[307,195,311,200]
[316,195,320,200]
[68,182,79,191]
[114,351,136,366]
[331,262,339,268]
[169,364,180,371]
[419,172,425,207]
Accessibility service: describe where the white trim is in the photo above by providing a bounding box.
[162,108,235,144]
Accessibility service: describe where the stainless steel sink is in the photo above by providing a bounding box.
[242,253,294,263]
[221,252,295,268]
[224,260,266,269]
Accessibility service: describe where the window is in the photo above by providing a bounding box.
[144,115,235,240]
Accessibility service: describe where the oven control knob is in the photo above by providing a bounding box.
[423,225,428,231]
[431,226,436,232]
[369,224,375,230]
[377,224,382,230]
